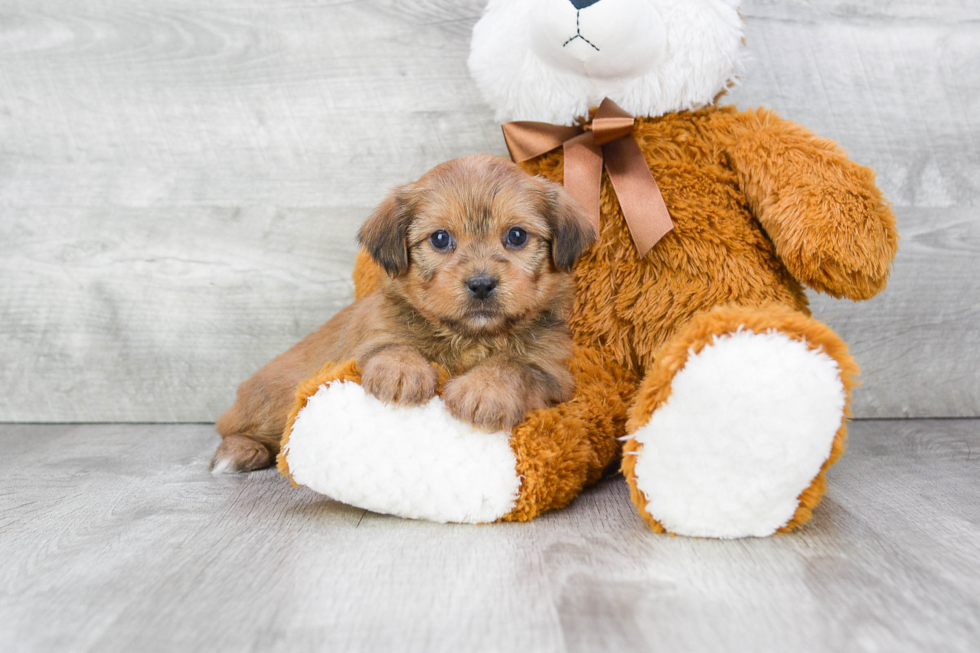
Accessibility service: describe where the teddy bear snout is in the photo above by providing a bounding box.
[529,0,666,81]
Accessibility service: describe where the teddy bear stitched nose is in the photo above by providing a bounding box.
[569,0,602,9]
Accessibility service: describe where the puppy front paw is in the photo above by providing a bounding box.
[361,346,439,406]
[443,367,526,431]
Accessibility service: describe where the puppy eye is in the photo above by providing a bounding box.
[430,230,453,251]
[506,227,528,248]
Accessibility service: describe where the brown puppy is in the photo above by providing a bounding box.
[212,154,596,473]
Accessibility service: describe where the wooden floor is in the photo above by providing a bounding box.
[2,420,979,652]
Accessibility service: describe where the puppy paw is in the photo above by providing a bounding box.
[443,366,526,431]
[361,346,439,406]
[211,435,272,474]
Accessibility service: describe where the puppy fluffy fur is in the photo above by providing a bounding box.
[213,154,596,473]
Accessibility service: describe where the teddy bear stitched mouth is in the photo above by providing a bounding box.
[562,10,600,52]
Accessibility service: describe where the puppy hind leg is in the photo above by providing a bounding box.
[211,434,273,474]
[211,301,361,474]
[211,400,288,474]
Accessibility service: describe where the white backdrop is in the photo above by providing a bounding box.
[0,0,977,421]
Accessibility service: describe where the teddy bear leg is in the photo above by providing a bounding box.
[621,305,859,538]
[279,348,635,524]
[500,347,636,522]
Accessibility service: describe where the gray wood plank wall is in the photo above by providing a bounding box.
[1,0,977,422]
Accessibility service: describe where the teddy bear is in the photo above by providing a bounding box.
[277,0,898,538]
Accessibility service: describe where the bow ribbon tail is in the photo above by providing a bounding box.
[602,135,674,257]
[562,132,603,239]
[501,100,674,257]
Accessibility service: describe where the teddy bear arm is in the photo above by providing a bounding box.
[352,248,385,299]
[723,109,898,301]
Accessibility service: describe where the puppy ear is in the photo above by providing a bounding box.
[357,184,416,277]
[540,180,597,272]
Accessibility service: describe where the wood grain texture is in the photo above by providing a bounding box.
[0,0,977,420]
[1,419,979,652]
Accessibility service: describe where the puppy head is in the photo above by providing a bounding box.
[357,154,595,335]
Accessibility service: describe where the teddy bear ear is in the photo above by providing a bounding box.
[357,184,416,278]
[539,179,597,272]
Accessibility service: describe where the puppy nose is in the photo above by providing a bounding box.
[569,0,602,8]
[466,274,498,300]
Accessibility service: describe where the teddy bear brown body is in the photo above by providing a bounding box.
[344,105,897,531]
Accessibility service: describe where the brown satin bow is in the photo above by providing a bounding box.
[502,98,673,257]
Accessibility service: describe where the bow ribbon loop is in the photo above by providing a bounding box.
[502,98,673,257]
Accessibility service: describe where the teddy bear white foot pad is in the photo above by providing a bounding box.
[630,330,846,539]
[282,381,522,524]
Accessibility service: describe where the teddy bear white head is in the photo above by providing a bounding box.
[469,0,745,125]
